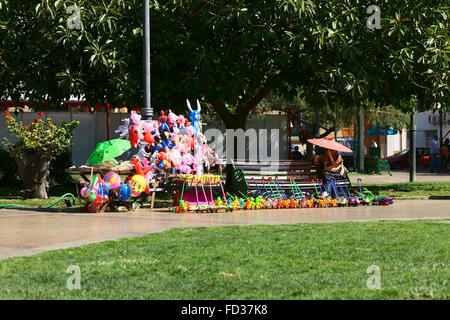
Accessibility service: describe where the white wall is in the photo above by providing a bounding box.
[386,133,401,156]
[0,110,129,166]
[1,111,288,166]
[203,114,289,161]
[415,111,450,148]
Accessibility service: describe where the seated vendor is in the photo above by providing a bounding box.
[314,149,348,179]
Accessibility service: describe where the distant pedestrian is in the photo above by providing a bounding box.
[430,136,441,173]
[346,141,352,150]
[441,138,449,172]
[371,140,378,148]
[292,146,303,160]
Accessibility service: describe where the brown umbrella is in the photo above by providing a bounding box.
[307,138,353,153]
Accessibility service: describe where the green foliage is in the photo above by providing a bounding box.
[49,149,75,184]
[0,147,20,187]
[0,0,448,127]
[356,182,450,198]
[2,111,79,159]
[367,105,410,131]
[0,147,74,186]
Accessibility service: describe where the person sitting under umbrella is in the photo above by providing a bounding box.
[309,138,350,195]
[314,149,348,179]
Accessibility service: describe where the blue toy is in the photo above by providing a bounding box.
[186,99,202,136]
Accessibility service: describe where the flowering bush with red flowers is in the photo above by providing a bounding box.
[3,111,79,158]
[2,111,79,198]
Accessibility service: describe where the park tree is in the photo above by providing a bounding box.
[0,0,146,107]
[1,0,448,127]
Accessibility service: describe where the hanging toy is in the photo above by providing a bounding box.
[131,157,152,194]
[116,183,131,201]
[186,99,202,136]
[105,171,121,190]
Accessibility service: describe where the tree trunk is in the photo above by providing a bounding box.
[15,152,51,199]
[223,113,248,192]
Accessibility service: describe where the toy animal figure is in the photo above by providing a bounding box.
[173,200,190,213]
[130,111,141,125]
[141,122,157,145]
[231,199,240,210]
[254,196,263,210]
[115,118,130,138]
[167,109,177,128]
[348,196,360,207]
[184,125,194,138]
[131,157,152,194]
[305,199,314,208]
[177,115,187,134]
[159,111,170,132]
[329,198,338,207]
[179,163,191,174]
[129,124,142,148]
[136,141,151,160]
[215,197,224,207]
[186,99,202,136]
[361,197,371,206]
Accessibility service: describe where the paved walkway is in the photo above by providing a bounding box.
[0,200,449,261]
[349,171,450,184]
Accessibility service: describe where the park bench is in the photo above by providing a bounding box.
[228,159,351,197]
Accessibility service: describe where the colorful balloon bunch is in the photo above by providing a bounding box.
[115,99,218,188]
[80,171,152,212]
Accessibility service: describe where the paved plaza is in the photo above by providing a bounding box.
[0,199,449,261]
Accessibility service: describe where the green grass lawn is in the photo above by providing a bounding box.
[0,184,80,209]
[0,220,448,299]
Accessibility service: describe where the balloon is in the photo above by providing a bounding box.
[127,180,142,197]
[130,174,147,194]
[93,200,102,208]
[105,172,121,190]
[116,183,131,201]
[80,186,89,197]
[89,192,97,202]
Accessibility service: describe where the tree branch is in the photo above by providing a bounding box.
[208,98,234,126]
[319,127,335,138]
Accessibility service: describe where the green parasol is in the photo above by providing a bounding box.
[87,139,131,165]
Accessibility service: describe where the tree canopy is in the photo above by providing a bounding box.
[0,0,448,127]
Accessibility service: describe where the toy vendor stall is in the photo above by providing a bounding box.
[69,99,220,213]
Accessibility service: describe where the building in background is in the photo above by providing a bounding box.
[415,111,450,148]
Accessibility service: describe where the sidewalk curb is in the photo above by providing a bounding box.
[396,196,450,200]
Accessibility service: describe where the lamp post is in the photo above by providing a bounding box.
[409,108,416,182]
[141,0,153,120]
[358,106,365,173]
